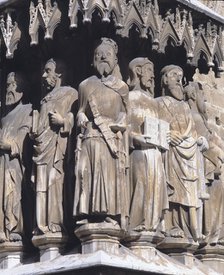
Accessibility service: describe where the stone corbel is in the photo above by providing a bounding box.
[0,12,21,59]
[29,0,61,45]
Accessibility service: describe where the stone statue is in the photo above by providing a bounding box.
[73,38,129,229]
[127,57,169,235]
[0,72,32,242]
[32,59,78,235]
[185,82,224,246]
[185,82,224,186]
[158,65,204,242]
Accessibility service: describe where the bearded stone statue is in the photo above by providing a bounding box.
[73,38,129,229]
[127,57,169,239]
[32,59,78,235]
[0,72,32,242]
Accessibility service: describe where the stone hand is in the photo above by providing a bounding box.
[77,112,88,129]
[166,130,171,144]
[133,134,152,148]
[169,130,183,146]
[49,110,64,126]
[0,139,11,151]
[109,123,126,133]
[197,136,209,152]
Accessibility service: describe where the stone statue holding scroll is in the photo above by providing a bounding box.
[32,59,78,235]
[73,38,129,228]
[128,57,169,234]
[158,65,204,242]
[0,72,32,242]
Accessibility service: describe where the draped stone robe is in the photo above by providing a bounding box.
[33,86,78,231]
[0,102,32,237]
[73,75,129,227]
[129,90,168,231]
[158,96,202,240]
[158,96,200,209]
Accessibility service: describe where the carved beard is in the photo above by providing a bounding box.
[6,91,22,106]
[141,76,154,96]
[168,84,184,100]
[95,62,113,77]
[43,75,57,91]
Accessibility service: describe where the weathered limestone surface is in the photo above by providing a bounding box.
[0,249,220,275]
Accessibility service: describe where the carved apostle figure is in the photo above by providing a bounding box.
[185,82,224,245]
[0,72,32,242]
[73,38,129,228]
[185,82,224,187]
[32,59,78,235]
[128,58,169,235]
[158,65,203,242]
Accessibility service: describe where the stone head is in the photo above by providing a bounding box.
[185,82,207,119]
[93,38,118,78]
[160,65,184,100]
[6,72,23,106]
[42,58,61,92]
[128,57,154,96]
[184,82,197,102]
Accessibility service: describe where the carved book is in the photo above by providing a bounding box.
[144,116,169,150]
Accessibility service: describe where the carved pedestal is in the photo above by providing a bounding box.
[157,237,198,266]
[196,244,224,274]
[0,241,23,269]
[124,231,164,262]
[32,232,68,262]
[75,222,124,255]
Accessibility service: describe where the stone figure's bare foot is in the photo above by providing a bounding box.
[0,232,6,243]
[168,227,184,238]
[9,233,22,242]
[49,223,62,233]
[105,217,118,226]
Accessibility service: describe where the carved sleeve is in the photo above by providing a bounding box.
[10,123,31,158]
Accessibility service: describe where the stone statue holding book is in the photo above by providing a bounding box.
[128,57,169,236]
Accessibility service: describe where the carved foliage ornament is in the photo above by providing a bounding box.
[0,12,21,59]
[29,0,61,45]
